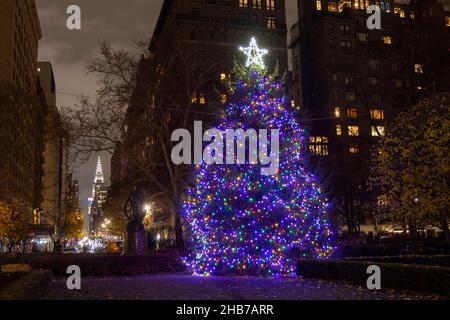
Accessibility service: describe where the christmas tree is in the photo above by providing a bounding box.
[183,38,334,277]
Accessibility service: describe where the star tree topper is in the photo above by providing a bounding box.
[239,37,269,69]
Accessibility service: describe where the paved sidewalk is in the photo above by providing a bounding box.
[44,274,443,300]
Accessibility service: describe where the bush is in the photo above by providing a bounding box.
[339,240,450,257]
[29,251,186,276]
[297,259,450,296]
[343,255,450,267]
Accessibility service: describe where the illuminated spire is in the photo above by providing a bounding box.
[95,156,104,183]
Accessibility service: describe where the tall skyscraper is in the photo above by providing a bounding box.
[88,156,108,236]
[289,0,450,235]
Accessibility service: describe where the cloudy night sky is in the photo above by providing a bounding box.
[35,0,298,216]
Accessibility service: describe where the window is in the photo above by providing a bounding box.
[335,107,341,118]
[348,126,359,136]
[371,126,385,137]
[221,94,227,103]
[349,143,359,154]
[340,40,352,49]
[394,79,403,88]
[332,73,338,83]
[414,64,424,74]
[266,0,275,11]
[266,17,276,29]
[329,39,335,49]
[340,25,351,34]
[369,59,380,71]
[368,76,378,86]
[446,17,450,27]
[345,75,354,86]
[336,125,342,136]
[253,0,263,9]
[220,73,226,81]
[347,108,358,118]
[328,2,338,12]
[309,137,329,156]
[357,32,368,41]
[370,109,385,120]
[382,35,393,45]
[394,7,405,18]
[316,0,322,11]
[239,0,249,8]
[346,92,356,102]
[410,11,415,20]
[329,23,334,33]
[392,62,400,72]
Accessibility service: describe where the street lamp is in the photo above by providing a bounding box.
[144,204,151,214]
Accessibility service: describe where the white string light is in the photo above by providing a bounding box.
[239,37,269,69]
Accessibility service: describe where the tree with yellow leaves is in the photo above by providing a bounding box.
[0,201,29,253]
[369,94,449,239]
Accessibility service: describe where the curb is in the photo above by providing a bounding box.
[0,270,53,300]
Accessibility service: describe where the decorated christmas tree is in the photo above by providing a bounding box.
[183,38,334,277]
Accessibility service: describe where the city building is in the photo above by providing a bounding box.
[109,0,290,243]
[37,62,70,231]
[0,0,47,221]
[88,156,108,236]
[289,0,450,236]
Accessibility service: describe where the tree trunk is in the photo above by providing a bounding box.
[53,240,63,253]
[171,197,185,249]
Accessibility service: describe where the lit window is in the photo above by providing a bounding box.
[382,35,393,45]
[336,125,342,136]
[239,0,249,8]
[349,143,359,154]
[266,17,276,29]
[446,17,450,27]
[266,0,276,11]
[394,7,405,18]
[410,11,415,20]
[348,126,359,136]
[309,136,329,156]
[253,0,263,9]
[372,126,385,137]
[335,107,341,118]
[328,2,338,12]
[347,108,358,118]
[221,94,227,103]
[316,0,322,11]
[220,73,227,80]
[414,64,424,74]
[377,195,388,206]
[200,95,206,105]
[370,109,385,120]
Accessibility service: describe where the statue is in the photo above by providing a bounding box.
[123,187,149,255]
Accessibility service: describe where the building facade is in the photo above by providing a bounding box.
[109,0,290,244]
[0,0,47,221]
[290,0,450,235]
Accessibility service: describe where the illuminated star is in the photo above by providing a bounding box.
[239,37,269,69]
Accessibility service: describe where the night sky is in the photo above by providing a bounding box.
[35,0,298,217]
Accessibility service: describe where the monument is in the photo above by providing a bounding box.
[123,187,149,255]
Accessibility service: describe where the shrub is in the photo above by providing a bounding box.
[297,259,450,296]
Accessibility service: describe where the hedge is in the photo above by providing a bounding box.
[297,259,450,296]
[343,255,450,267]
[29,252,186,276]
